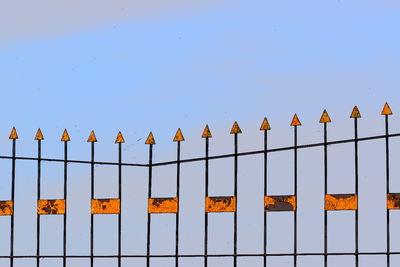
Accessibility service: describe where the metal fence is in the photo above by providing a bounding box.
[0,103,399,267]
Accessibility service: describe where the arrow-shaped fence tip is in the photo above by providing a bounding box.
[35,128,44,140]
[87,130,97,143]
[381,102,393,115]
[61,129,71,142]
[115,131,125,144]
[291,114,302,126]
[173,128,185,142]
[350,106,361,118]
[145,132,155,145]
[9,127,18,140]
[260,117,271,131]
[202,125,212,138]
[230,121,242,134]
[319,110,332,123]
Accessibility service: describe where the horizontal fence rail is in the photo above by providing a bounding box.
[0,103,399,267]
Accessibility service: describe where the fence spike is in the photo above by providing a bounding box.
[87,130,97,142]
[319,110,332,123]
[35,128,44,140]
[260,117,271,131]
[350,106,361,118]
[115,131,125,143]
[173,128,185,142]
[61,129,71,142]
[202,125,212,138]
[381,102,393,115]
[230,121,242,134]
[291,114,302,126]
[9,127,18,140]
[145,132,156,145]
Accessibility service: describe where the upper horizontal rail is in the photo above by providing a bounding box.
[0,133,398,168]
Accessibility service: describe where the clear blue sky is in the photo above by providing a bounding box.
[0,1,399,266]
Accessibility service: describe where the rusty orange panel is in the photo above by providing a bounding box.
[325,194,357,211]
[265,195,296,212]
[91,199,120,214]
[205,196,236,212]
[387,193,400,209]
[148,198,178,213]
[38,199,65,215]
[0,201,13,216]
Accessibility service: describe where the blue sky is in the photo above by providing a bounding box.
[0,1,399,266]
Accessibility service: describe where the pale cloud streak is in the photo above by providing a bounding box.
[0,0,221,46]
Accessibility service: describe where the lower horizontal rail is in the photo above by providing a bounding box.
[2,252,400,258]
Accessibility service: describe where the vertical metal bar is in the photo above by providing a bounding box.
[263,130,268,267]
[36,140,42,267]
[323,123,328,267]
[175,141,181,267]
[146,144,153,267]
[233,133,238,267]
[204,137,209,267]
[385,114,390,267]
[294,126,298,267]
[10,139,16,267]
[63,141,68,267]
[354,118,359,267]
[90,142,95,267]
[118,142,122,267]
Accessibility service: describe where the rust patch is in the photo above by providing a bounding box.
[148,198,178,213]
[264,195,296,212]
[387,193,400,209]
[205,196,236,212]
[91,199,120,214]
[0,201,13,216]
[38,199,65,215]
[325,194,358,211]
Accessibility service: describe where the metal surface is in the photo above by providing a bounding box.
[0,104,399,267]
[91,199,121,214]
[37,199,66,215]
[325,194,358,211]
[148,198,178,213]
[264,195,296,211]
[205,196,237,212]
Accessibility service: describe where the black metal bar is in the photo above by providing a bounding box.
[118,142,122,267]
[263,130,268,267]
[294,126,298,267]
[10,139,16,267]
[354,118,359,267]
[323,122,328,267]
[204,137,209,267]
[0,133,398,168]
[5,250,400,259]
[150,133,400,167]
[63,141,68,267]
[175,141,181,267]
[385,114,390,267]
[146,144,153,267]
[36,139,42,267]
[90,142,95,267]
[233,133,238,267]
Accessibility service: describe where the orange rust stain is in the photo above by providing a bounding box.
[230,121,242,134]
[205,196,236,212]
[350,106,361,118]
[38,199,65,215]
[0,201,13,216]
[264,195,296,212]
[202,125,212,138]
[260,118,271,131]
[145,132,156,145]
[91,199,120,214]
[387,193,400,209]
[319,110,332,123]
[148,198,178,213]
[325,194,358,211]
[291,114,302,126]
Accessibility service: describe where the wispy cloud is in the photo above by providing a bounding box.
[0,0,220,46]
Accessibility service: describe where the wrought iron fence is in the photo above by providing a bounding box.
[0,103,399,267]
